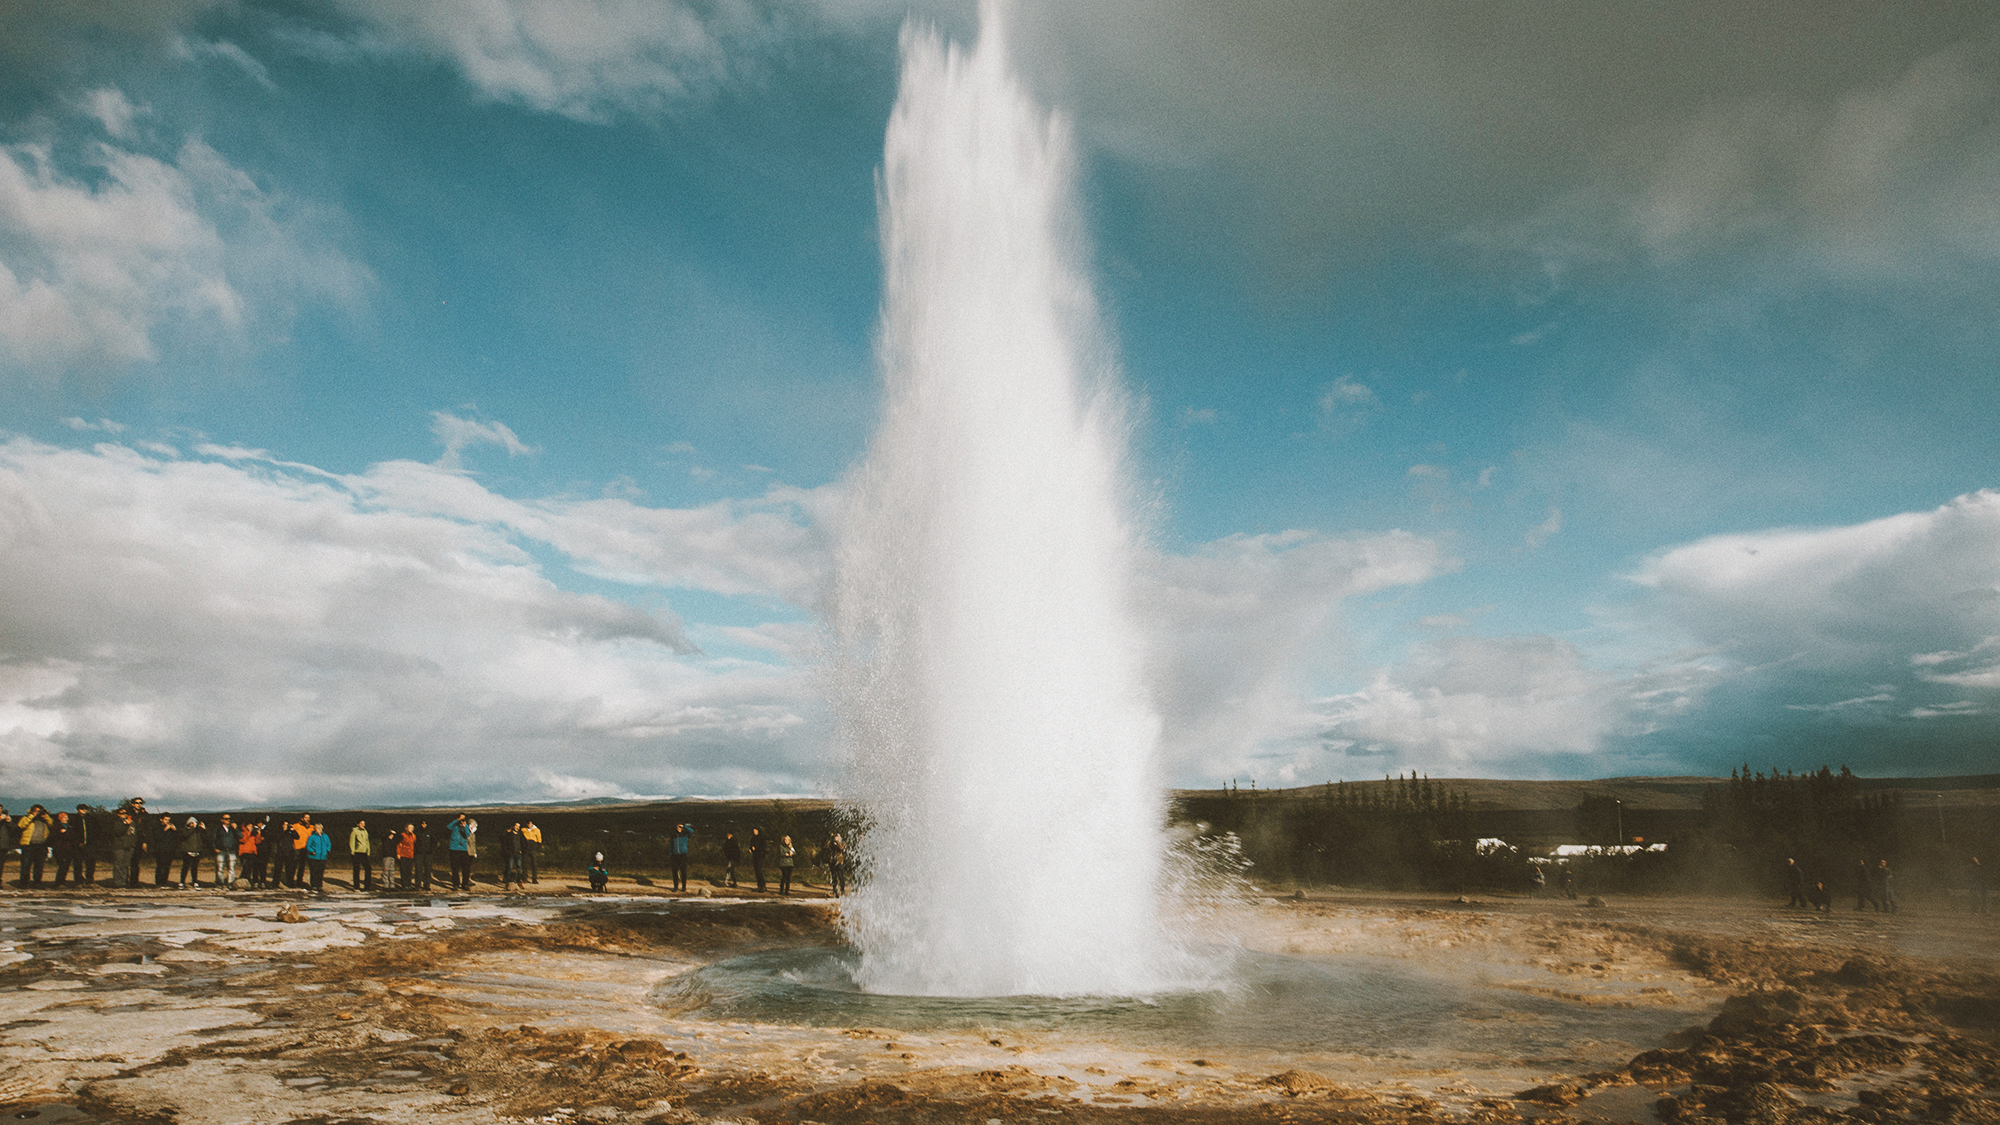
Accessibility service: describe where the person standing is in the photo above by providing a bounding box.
[499,823,524,892]
[177,817,206,888]
[414,819,435,891]
[261,818,285,888]
[721,832,741,888]
[778,834,795,896]
[240,819,264,889]
[50,811,81,886]
[305,823,332,894]
[1854,859,1876,912]
[108,809,138,887]
[1786,858,1808,909]
[827,833,848,896]
[212,814,239,889]
[72,805,97,885]
[669,824,691,892]
[15,805,53,886]
[153,814,178,887]
[395,824,417,890]
[447,815,472,891]
[348,820,375,892]
[522,821,542,884]
[290,816,315,888]
[122,798,150,888]
[1874,859,1898,914]
[587,851,609,893]
[750,828,767,892]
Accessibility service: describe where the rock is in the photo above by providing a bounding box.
[276,904,307,924]
[1261,1069,1342,1096]
[1515,1082,1585,1106]
[1586,896,1607,907]
[447,1080,470,1096]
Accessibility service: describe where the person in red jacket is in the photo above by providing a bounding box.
[395,824,417,891]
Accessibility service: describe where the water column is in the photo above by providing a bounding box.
[830,6,1182,997]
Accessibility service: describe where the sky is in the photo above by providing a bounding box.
[2,0,1998,808]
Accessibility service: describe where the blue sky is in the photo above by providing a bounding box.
[2,1,1998,807]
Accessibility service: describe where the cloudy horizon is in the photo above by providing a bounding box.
[4,1,1998,808]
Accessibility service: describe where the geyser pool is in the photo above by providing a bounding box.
[829,3,1189,997]
[657,945,1703,1064]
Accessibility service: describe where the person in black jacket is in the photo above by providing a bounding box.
[414,819,435,891]
[149,814,177,887]
[50,811,82,886]
[749,827,767,892]
[73,805,97,885]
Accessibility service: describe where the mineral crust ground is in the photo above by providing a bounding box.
[1,881,1995,1124]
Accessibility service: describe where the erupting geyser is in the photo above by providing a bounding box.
[831,6,1187,997]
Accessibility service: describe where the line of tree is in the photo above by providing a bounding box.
[1174,773,1507,891]
[1173,765,1994,902]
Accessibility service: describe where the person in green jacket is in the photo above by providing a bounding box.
[348,820,375,892]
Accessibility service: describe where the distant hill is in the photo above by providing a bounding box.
[1172,773,2000,812]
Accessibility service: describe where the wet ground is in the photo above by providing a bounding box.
[1,882,1995,1124]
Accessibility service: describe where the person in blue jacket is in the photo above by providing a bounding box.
[669,824,691,892]
[447,815,472,891]
[304,823,332,895]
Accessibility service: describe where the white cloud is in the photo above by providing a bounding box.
[1616,489,2000,771]
[1633,489,2000,673]
[323,0,783,122]
[1315,635,1622,766]
[430,410,536,469]
[1316,375,1379,437]
[0,123,367,380]
[81,87,144,140]
[0,435,828,807]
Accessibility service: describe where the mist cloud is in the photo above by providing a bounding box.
[1138,528,1449,782]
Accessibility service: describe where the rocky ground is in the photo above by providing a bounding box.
[1,880,1994,1124]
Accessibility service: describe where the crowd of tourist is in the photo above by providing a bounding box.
[1,799,857,899]
[0,799,553,895]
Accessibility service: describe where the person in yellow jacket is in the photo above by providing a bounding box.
[15,805,53,886]
[289,816,314,888]
[522,821,543,885]
[347,820,375,892]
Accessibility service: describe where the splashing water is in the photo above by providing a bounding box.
[830,7,1194,998]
